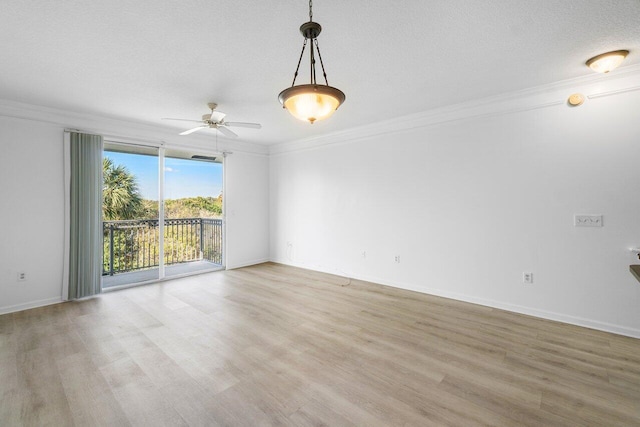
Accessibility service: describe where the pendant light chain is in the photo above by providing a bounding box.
[291,38,308,87]
[309,0,313,21]
[314,39,329,85]
[310,34,316,84]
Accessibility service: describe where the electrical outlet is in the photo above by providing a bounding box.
[523,272,533,284]
[395,255,400,263]
[17,272,26,282]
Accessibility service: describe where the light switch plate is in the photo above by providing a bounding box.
[574,214,603,227]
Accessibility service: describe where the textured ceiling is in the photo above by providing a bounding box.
[1,0,639,145]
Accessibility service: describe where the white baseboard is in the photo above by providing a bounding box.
[365,276,640,339]
[270,258,640,339]
[0,297,64,316]
[226,258,271,270]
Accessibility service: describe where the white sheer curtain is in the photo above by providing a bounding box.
[64,131,103,299]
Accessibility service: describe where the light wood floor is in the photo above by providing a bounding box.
[1,263,639,426]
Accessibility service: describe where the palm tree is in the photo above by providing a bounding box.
[102,158,143,220]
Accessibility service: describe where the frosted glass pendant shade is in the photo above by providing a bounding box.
[279,84,345,124]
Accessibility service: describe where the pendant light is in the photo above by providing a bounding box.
[279,0,345,124]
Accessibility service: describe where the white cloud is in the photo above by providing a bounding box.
[164,167,178,172]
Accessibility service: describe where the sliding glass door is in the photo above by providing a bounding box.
[163,150,224,278]
[101,144,223,289]
[102,143,160,288]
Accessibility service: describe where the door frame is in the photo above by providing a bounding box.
[100,140,226,292]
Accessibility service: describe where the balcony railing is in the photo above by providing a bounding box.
[103,218,223,276]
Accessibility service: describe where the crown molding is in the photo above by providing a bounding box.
[0,99,269,156]
[3,63,639,158]
[270,64,640,156]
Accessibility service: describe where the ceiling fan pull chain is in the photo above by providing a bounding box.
[291,38,308,87]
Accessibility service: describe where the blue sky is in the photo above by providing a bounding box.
[105,152,223,200]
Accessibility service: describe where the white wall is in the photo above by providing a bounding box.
[0,104,270,313]
[2,72,639,337]
[0,118,66,312]
[270,71,640,337]
[225,151,270,269]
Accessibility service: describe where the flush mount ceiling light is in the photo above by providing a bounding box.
[586,50,629,73]
[278,0,345,124]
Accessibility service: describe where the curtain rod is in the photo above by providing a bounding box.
[65,128,166,148]
[63,129,103,139]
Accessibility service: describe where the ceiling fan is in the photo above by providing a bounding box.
[162,103,261,138]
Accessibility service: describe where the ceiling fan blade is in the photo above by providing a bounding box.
[224,122,262,129]
[162,118,204,123]
[180,126,206,135]
[217,126,238,138]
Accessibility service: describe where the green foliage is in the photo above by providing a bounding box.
[102,156,222,221]
[103,219,223,275]
[141,199,159,219]
[102,158,224,275]
[138,196,222,219]
[103,224,159,273]
[102,158,143,220]
[165,196,222,218]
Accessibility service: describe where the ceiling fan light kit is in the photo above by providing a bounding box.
[279,0,345,124]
